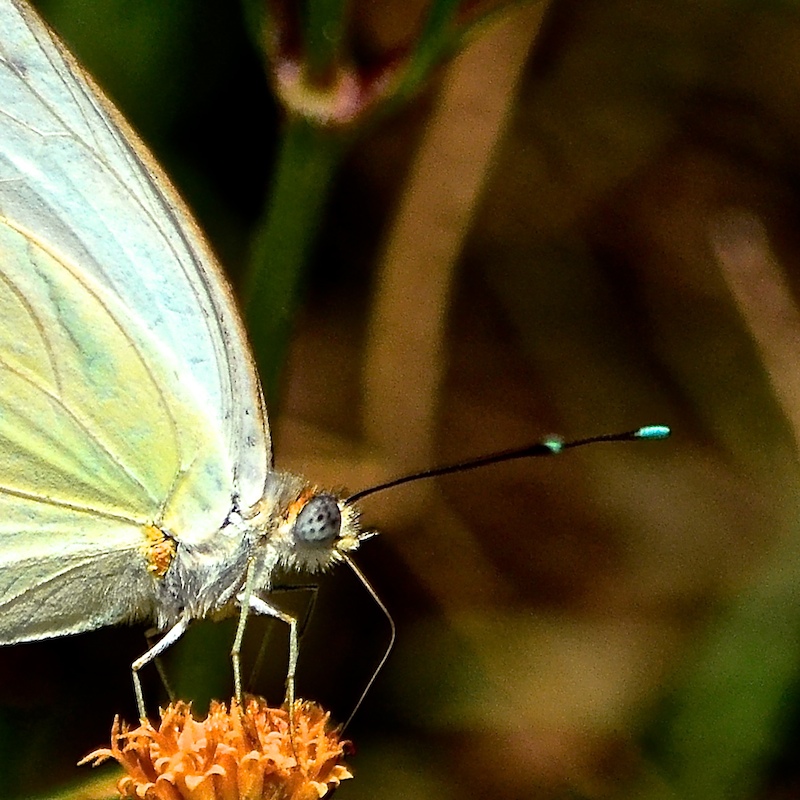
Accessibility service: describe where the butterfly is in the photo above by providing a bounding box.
[0,0,380,718]
[0,0,670,722]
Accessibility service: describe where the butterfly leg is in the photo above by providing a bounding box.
[131,615,190,720]
[247,584,319,690]
[233,593,299,711]
[145,626,176,703]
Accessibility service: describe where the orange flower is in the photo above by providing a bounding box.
[81,698,352,800]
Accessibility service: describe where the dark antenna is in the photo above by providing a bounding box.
[346,425,671,505]
[340,425,670,727]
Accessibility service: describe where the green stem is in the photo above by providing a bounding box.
[303,0,349,81]
[392,0,462,106]
[243,118,344,406]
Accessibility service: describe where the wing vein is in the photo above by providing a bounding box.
[0,213,185,491]
[0,263,64,398]
[0,482,145,526]
[0,358,158,506]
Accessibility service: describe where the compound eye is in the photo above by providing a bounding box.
[293,494,342,545]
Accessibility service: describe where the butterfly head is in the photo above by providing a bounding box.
[253,476,368,573]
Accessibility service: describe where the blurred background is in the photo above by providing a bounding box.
[2,0,800,798]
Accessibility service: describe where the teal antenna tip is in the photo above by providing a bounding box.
[634,425,671,440]
[542,437,563,454]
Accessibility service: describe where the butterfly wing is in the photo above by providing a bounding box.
[0,0,270,640]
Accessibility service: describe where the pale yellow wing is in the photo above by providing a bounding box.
[0,0,270,502]
[0,0,270,641]
[0,216,231,640]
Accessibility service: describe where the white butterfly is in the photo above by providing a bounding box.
[0,0,377,716]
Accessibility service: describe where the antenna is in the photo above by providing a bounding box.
[339,424,670,726]
[346,425,670,505]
